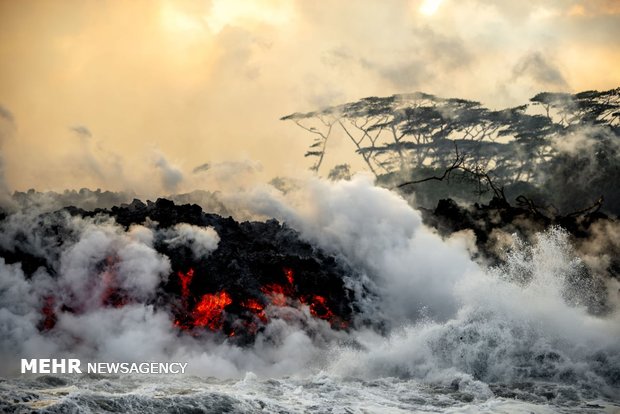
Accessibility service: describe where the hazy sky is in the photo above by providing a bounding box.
[0,0,619,194]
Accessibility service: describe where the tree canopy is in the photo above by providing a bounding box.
[282,88,620,214]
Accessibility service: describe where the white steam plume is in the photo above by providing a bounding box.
[0,175,618,399]
[164,223,220,260]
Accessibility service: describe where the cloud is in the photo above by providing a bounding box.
[194,160,262,176]
[318,20,472,92]
[0,104,15,146]
[164,223,220,259]
[70,125,93,139]
[155,155,184,192]
[0,0,618,190]
[567,1,620,17]
[192,162,210,173]
[65,126,129,189]
[188,160,264,193]
[0,105,16,208]
[0,105,14,124]
[512,51,568,88]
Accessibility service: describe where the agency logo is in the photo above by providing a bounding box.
[21,359,188,374]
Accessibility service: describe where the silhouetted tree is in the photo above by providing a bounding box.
[282,88,620,214]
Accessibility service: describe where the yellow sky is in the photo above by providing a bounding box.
[0,0,619,195]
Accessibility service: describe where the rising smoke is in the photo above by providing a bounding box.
[0,175,618,401]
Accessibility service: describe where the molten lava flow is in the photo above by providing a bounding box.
[260,268,297,307]
[302,295,349,329]
[172,266,348,335]
[39,296,57,331]
[242,298,267,322]
[174,268,234,331]
[177,268,195,298]
[305,294,347,328]
[192,291,233,330]
[284,267,294,285]
[261,284,291,307]
[308,295,334,320]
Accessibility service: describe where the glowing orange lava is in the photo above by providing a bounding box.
[308,295,334,319]
[192,291,233,330]
[242,298,267,322]
[284,267,294,285]
[261,283,290,306]
[172,266,348,334]
[260,268,296,307]
[177,268,195,298]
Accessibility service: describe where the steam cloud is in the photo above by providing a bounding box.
[0,176,618,400]
[164,223,220,260]
[155,155,184,192]
[0,105,15,208]
[512,51,568,88]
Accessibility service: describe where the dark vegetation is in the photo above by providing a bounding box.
[282,88,620,215]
